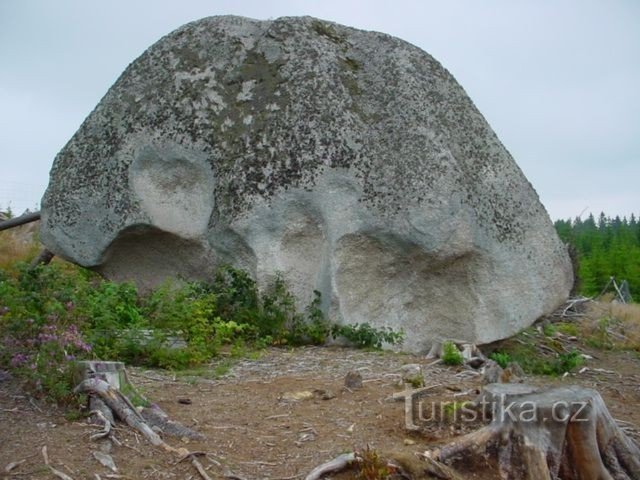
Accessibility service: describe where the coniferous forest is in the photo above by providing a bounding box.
[555,213,640,299]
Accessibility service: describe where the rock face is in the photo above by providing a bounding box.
[41,16,573,352]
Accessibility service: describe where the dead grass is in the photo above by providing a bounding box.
[0,225,41,269]
[582,301,640,352]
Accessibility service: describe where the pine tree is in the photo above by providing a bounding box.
[555,212,640,299]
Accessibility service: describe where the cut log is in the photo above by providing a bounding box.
[433,384,640,480]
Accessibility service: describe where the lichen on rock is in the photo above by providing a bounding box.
[40,15,573,352]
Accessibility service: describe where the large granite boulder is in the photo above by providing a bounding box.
[41,16,573,352]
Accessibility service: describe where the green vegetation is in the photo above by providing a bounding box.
[0,258,402,403]
[555,321,579,337]
[489,351,511,369]
[441,340,464,366]
[354,446,392,480]
[331,323,404,349]
[443,400,473,422]
[555,213,640,297]
[490,327,583,376]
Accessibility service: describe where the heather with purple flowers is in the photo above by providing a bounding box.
[0,261,99,403]
[1,318,93,403]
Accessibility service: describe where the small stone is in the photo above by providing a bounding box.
[404,438,416,446]
[467,357,486,369]
[313,389,336,400]
[483,360,504,384]
[344,371,363,389]
[502,362,525,383]
[399,364,424,387]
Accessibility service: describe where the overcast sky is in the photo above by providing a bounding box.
[1,0,638,220]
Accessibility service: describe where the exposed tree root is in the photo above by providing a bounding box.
[75,377,189,456]
[71,372,212,480]
[141,405,206,440]
[75,375,213,480]
[304,452,356,480]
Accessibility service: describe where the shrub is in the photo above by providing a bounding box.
[355,446,391,480]
[441,341,463,366]
[489,351,511,369]
[1,257,403,402]
[553,350,583,374]
[331,323,404,349]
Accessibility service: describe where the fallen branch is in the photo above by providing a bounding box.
[29,249,55,269]
[42,446,75,480]
[4,459,26,473]
[0,211,40,231]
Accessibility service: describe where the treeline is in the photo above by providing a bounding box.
[554,213,640,299]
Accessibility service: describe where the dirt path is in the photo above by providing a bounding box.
[1,345,639,479]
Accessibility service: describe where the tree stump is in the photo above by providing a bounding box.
[74,360,127,426]
[433,384,640,480]
[74,360,126,388]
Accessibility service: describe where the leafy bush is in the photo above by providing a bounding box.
[0,258,403,402]
[331,323,404,349]
[489,351,511,369]
[553,350,583,374]
[441,340,463,366]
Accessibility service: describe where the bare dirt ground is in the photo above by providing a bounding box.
[2,340,640,479]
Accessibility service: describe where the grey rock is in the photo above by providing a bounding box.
[344,370,363,389]
[504,361,525,382]
[40,15,573,352]
[399,363,424,386]
[483,360,504,384]
[466,357,486,369]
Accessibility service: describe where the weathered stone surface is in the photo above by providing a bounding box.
[41,15,573,352]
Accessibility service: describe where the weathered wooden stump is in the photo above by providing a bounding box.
[74,360,126,388]
[74,360,127,426]
[434,384,640,480]
[73,360,204,443]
